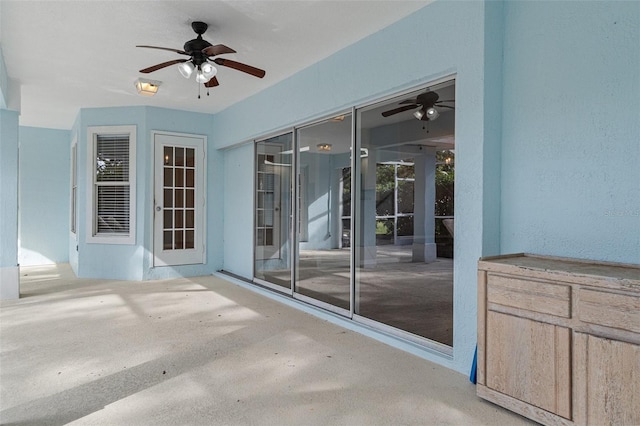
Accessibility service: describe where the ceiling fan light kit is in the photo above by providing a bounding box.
[137,21,265,98]
[382,90,453,122]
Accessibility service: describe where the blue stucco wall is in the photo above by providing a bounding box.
[18,126,71,265]
[0,47,8,109]
[214,0,493,374]
[221,142,254,279]
[0,108,20,298]
[73,106,218,281]
[0,109,19,267]
[500,1,640,264]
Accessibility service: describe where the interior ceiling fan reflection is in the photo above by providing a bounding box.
[137,21,266,98]
[381,91,454,121]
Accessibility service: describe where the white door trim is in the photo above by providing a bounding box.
[152,131,206,267]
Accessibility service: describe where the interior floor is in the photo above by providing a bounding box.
[0,264,533,426]
[261,244,453,346]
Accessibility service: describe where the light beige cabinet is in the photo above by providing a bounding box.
[477,254,640,426]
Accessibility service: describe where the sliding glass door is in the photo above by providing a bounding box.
[252,79,455,350]
[354,81,455,347]
[294,114,352,313]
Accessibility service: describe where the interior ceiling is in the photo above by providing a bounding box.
[0,0,431,130]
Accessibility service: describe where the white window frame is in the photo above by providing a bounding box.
[70,137,78,236]
[86,125,136,245]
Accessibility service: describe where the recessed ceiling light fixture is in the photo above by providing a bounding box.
[134,78,161,96]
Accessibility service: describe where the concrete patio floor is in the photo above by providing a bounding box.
[0,264,534,425]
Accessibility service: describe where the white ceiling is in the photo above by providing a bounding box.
[0,0,431,130]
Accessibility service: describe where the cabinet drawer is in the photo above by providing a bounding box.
[577,289,640,333]
[487,274,571,318]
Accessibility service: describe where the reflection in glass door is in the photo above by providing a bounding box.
[294,115,352,313]
[354,80,455,347]
[254,134,293,290]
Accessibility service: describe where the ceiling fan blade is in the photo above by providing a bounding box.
[399,99,418,105]
[436,104,455,109]
[203,44,237,57]
[136,45,188,55]
[214,58,266,78]
[381,104,419,117]
[204,76,220,88]
[436,100,455,103]
[139,59,189,74]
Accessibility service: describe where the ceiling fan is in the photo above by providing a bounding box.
[381,91,454,121]
[137,21,265,92]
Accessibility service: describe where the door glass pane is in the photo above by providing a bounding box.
[186,210,194,228]
[174,230,183,249]
[175,168,184,187]
[186,148,195,167]
[164,168,173,187]
[185,230,195,249]
[163,231,172,249]
[186,169,194,187]
[161,142,197,253]
[175,147,185,166]
[295,114,352,311]
[175,189,184,208]
[186,189,194,208]
[175,210,184,229]
[164,146,173,166]
[254,133,293,290]
[355,80,455,346]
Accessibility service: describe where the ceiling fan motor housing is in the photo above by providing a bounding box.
[191,21,208,35]
[184,38,212,65]
[417,91,439,107]
[184,22,212,65]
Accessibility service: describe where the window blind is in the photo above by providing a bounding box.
[95,134,130,235]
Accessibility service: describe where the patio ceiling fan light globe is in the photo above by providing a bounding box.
[195,70,208,83]
[426,107,439,120]
[201,62,217,79]
[178,61,195,78]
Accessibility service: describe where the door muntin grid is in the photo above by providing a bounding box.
[162,145,196,250]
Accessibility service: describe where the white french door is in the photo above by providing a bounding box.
[153,132,206,266]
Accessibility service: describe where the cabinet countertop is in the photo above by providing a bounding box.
[478,253,640,292]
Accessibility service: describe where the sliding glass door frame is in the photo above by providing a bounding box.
[251,75,455,355]
[290,110,354,317]
[253,130,295,296]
